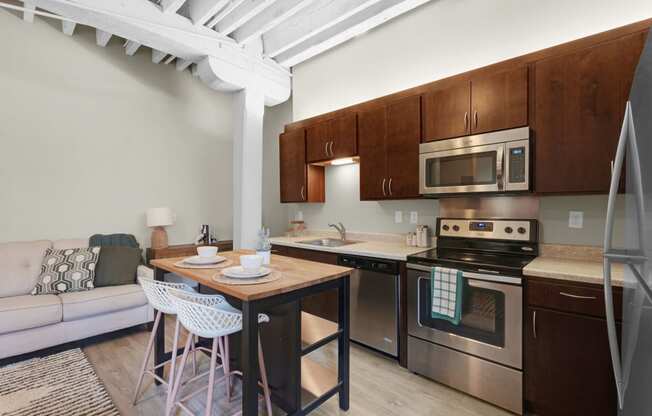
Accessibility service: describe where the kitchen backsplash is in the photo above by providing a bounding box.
[285,164,625,247]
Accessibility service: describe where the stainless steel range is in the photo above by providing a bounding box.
[406,218,538,415]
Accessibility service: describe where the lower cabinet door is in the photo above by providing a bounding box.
[525,307,618,416]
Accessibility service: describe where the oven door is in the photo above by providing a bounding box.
[419,143,505,195]
[407,264,522,369]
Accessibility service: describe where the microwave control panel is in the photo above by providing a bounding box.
[509,146,526,183]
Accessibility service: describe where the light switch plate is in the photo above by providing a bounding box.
[395,211,403,224]
[569,211,584,229]
[296,211,304,221]
[410,211,418,224]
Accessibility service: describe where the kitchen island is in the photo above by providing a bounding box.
[150,251,353,416]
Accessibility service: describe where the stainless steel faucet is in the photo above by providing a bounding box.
[328,222,346,241]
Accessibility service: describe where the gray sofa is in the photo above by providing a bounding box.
[0,238,154,359]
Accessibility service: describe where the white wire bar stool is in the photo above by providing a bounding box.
[168,289,273,416]
[135,278,222,410]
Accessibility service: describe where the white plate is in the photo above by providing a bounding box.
[222,266,271,279]
[184,255,226,265]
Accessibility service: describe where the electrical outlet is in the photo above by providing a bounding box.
[410,211,418,224]
[394,211,403,224]
[569,211,584,229]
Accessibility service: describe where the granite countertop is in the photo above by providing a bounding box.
[524,245,625,286]
[269,232,432,261]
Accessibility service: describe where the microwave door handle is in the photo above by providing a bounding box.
[496,146,504,190]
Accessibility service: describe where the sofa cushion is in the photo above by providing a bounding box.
[32,247,102,295]
[94,246,142,287]
[0,294,62,334]
[0,240,52,298]
[52,239,89,250]
[58,284,148,321]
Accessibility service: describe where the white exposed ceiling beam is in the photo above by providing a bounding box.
[215,0,277,35]
[96,29,112,46]
[23,1,36,22]
[124,40,141,55]
[187,0,228,26]
[232,0,314,44]
[29,0,290,105]
[263,0,381,58]
[164,54,176,64]
[152,49,168,63]
[176,58,193,71]
[275,0,430,67]
[160,0,186,14]
[205,0,245,27]
[61,20,75,35]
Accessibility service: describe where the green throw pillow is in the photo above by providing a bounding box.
[94,246,142,287]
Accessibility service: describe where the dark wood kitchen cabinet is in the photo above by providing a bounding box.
[525,278,622,416]
[534,31,647,194]
[422,66,528,141]
[279,129,325,203]
[306,114,357,163]
[358,95,421,200]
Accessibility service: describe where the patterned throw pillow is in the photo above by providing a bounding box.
[32,247,101,295]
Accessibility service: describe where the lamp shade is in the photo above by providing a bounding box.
[146,207,174,227]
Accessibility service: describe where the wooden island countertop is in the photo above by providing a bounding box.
[150,250,353,301]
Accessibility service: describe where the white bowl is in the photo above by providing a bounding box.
[240,254,263,272]
[197,246,218,258]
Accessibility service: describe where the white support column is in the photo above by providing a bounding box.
[232,87,265,249]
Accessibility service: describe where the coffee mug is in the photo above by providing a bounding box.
[240,254,263,272]
[197,246,218,258]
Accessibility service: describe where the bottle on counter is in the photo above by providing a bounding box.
[418,225,429,247]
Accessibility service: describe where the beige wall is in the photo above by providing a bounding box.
[0,11,235,246]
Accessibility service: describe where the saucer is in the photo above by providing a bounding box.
[184,255,226,265]
[221,266,271,279]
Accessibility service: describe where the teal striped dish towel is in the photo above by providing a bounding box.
[431,266,464,325]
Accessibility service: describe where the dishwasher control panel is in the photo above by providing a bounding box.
[338,255,399,275]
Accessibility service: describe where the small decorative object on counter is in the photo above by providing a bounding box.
[406,232,418,247]
[417,225,430,247]
[287,220,306,237]
[255,227,272,265]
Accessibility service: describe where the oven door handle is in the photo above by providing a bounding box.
[408,264,521,285]
[416,276,428,328]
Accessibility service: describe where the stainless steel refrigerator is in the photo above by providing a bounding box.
[603,30,652,415]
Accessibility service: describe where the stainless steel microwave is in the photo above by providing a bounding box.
[419,127,530,196]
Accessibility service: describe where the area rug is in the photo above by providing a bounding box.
[0,348,120,416]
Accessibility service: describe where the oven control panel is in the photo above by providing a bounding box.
[437,218,535,242]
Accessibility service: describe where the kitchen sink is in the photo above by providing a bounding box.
[297,238,360,247]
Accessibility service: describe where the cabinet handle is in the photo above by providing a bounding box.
[464,111,469,131]
[388,178,393,196]
[324,142,330,157]
[329,141,334,157]
[610,160,614,176]
[532,310,537,339]
[474,110,478,128]
[382,178,387,197]
[300,186,305,201]
[559,291,598,300]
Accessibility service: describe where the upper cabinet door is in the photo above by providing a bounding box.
[422,81,471,141]
[279,129,307,203]
[471,66,528,134]
[306,121,330,163]
[306,114,358,162]
[534,32,646,194]
[386,96,421,199]
[358,107,388,200]
[329,113,357,159]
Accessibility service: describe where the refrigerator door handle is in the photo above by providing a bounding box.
[603,101,650,410]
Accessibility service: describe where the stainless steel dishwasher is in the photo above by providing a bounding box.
[338,254,399,357]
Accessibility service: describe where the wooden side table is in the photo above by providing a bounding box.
[146,241,233,264]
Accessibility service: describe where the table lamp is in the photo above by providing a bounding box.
[146,207,174,249]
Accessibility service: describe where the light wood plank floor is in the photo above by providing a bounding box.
[83,322,512,416]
